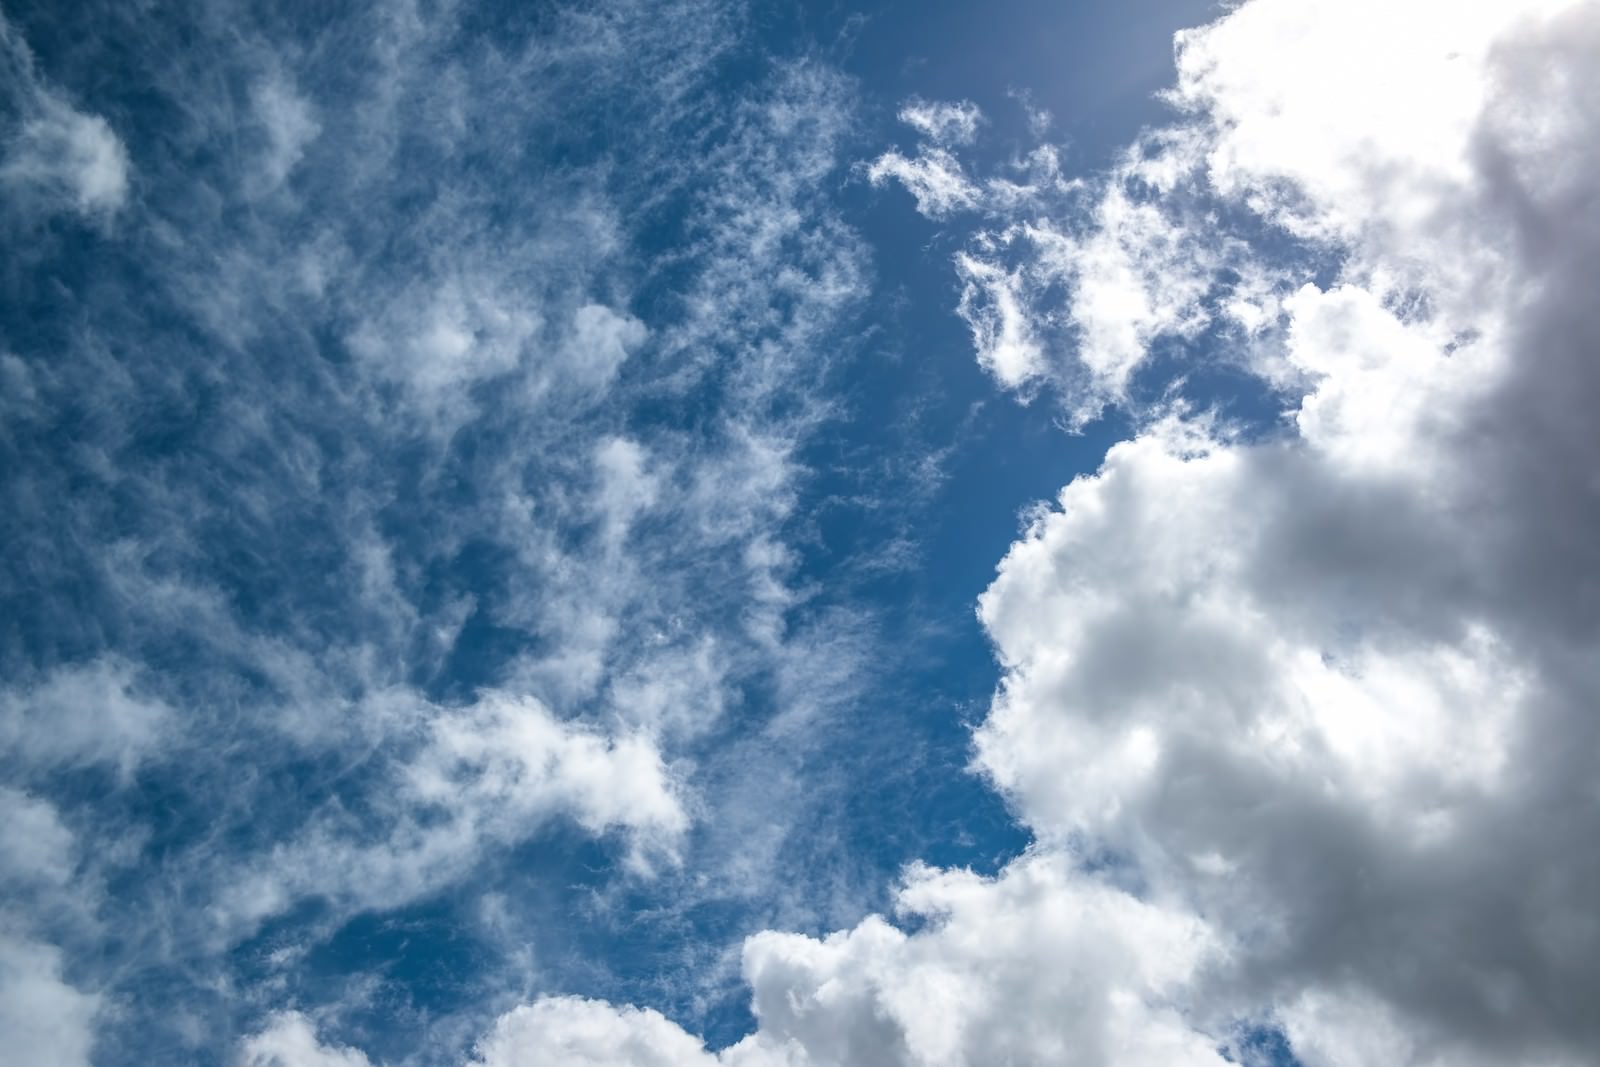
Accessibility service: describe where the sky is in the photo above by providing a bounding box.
[2,1,1598,1065]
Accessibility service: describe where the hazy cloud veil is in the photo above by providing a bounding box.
[3,0,1598,1065]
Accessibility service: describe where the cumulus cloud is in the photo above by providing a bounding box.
[251,854,1230,1067]
[722,854,1226,1067]
[1166,0,1534,244]
[471,998,717,1067]
[962,1,1600,1063]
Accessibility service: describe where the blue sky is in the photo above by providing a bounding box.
[4,2,1600,1066]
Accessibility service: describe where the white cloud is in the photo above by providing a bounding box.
[211,690,687,938]
[952,251,1044,390]
[569,302,650,391]
[471,998,717,1067]
[1009,89,1053,138]
[382,853,1226,1067]
[592,436,660,547]
[896,98,982,146]
[420,3,1600,1065]
[1051,173,1219,402]
[1166,0,1563,245]
[0,787,76,888]
[348,275,647,419]
[606,637,726,739]
[0,15,129,218]
[865,100,987,218]
[867,105,1225,415]
[347,274,543,407]
[954,132,1233,418]
[0,658,170,780]
[1280,282,1484,474]
[724,854,1226,1067]
[865,147,980,219]
[660,60,866,394]
[964,1,1600,1063]
[410,693,687,841]
[241,1013,375,1067]
[2,107,129,214]
[251,75,321,193]
[0,933,101,1067]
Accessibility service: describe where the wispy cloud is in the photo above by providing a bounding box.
[1,0,880,1058]
[0,13,128,220]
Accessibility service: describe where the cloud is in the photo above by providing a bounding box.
[344,256,644,420]
[1,107,128,214]
[0,14,128,218]
[722,854,1226,1067]
[21,0,1598,1064]
[347,273,539,406]
[250,75,321,194]
[570,303,649,390]
[241,1012,375,1067]
[0,933,101,1067]
[2,5,885,1059]
[866,107,1223,417]
[0,786,115,1062]
[0,658,170,780]
[865,147,980,220]
[391,2,1600,1065]
[864,99,989,218]
[1165,0,1536,243]
[951,252,1044,390]
[210,690,688,939]
[964,1,1600,1063]
[0,786,76,888]
[471,998,716,1067]
[591,436,660,548]
[896,98,982,146]
[249,854,1231,1067]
